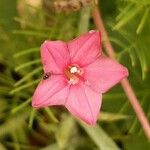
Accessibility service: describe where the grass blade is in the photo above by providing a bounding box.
[15,59,41,71]
[14,67,42,87]
[79,122,120,150]
[14,47,39,58]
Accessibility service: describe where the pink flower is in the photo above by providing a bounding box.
[32,30,128,125]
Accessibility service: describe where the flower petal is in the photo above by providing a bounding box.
[65,82,102,125]
[41,40,70,74]
[68,30,101,66]
[83,57,129,93]
[32,75,69,108]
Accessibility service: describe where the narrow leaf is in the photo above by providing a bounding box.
[11,98,31,114]
[28,109,36,129]
[99,112,129,122]
[13,30,48,38]
[55,116,75,149]
[15,59,41,71]
[136,8,149,34]
[14,67,42,87]
[114,6,143,30]
[14,47,39,58]
[44,108,58,123]
[79,122,120,150]
[10,79,40,94]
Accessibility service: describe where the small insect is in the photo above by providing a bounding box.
[43,72,51,80]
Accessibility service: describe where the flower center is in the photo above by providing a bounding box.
[70,66,78,74]
[64,65,83,85]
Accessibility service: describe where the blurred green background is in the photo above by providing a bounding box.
[0,0,150,149]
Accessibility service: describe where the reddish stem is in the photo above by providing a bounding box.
[92,6,150,139]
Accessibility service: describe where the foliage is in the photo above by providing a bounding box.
[0,0,150,149]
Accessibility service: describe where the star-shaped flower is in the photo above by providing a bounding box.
[32,30,128,125]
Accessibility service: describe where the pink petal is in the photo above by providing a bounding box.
[68,30,101,66]
[32,75,69,108]
[41,41,70,74]
[65,82,102,125]
[83,57,129,93]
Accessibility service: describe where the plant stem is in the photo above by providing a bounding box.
[92,6,150,140]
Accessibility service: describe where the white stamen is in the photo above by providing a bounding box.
[69,78,79,85]
[70,66,78,73]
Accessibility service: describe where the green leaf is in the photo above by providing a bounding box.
[114,5,143,30]
[28,109,36,129]
[13,30,48,38]
[10,79,40,94]
[11,98,31,114]
[15,59,41,71]
[79,122,120,150]
[136,8,150,34]
[55,116,75,149]
[44,108,59,123]
[116,3,133,21]
[14,47,39,58]
[100,112,129,122]
[14,67,42,87]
